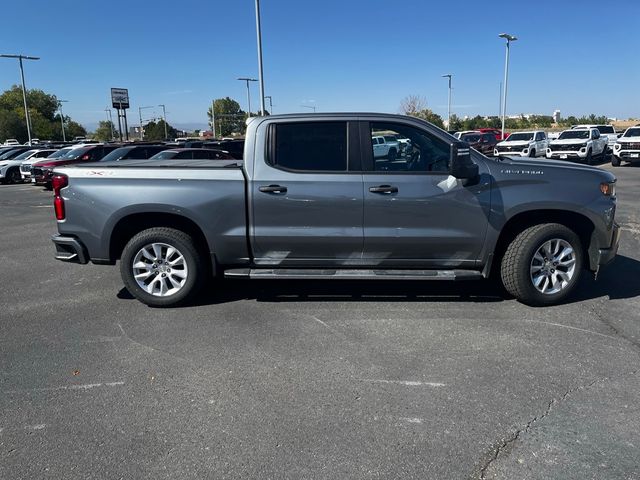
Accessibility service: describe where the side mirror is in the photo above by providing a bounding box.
[450,141,479,180]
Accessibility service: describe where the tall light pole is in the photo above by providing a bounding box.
[58,100,68,142]
[237,77,258,117]
[0,54,40,145]
[105,107,115,141]
[254,0,266,116]
[441,74,452,130]
[264,95,273,114]
[499,33,517,139]
[138,106,154,140]
[158,104,168,139]
[210,99,216,138]
[301,105,316,113]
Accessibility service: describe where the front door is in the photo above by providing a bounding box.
[251,120,364,266]
[361,120,491,268]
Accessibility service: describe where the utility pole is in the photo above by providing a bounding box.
[158,104,168,139]
[0,54,40,145]
[211,99,216,138]
[254,0,266,116]
[138,106,154,140]
[237,77,258,117]
[264,95,273,114]
[499,33,518,139]
[105,108,115,141]
[441,74,452,130]
[58,100,68,142]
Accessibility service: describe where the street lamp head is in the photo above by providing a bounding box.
[237,77,258,82]
[498,33,517,42]
[0,54,40,60]
[442,74,452,78]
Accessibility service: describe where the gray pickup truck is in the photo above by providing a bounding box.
[51,113,620,307]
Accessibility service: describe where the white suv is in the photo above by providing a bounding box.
[494,130,548,158]
[612,126,640,166]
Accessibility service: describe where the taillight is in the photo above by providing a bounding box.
[52,174,68,221]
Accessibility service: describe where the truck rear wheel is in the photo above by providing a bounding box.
[120,227,204,307]
[611,156,621,167]
[500,223,583,306]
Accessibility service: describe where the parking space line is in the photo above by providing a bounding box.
[4,381,125,394]
[360,379,446,387]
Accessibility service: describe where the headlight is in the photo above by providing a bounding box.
[614,143,622,150]
[0,163,8,168]
[600,181,616,196]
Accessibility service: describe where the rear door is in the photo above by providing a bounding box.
[361,120,490,268]
[251,120,364,266]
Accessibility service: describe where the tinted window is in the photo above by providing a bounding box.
[623,128,640,137]
[13,150,37,160]
[272,122,347,171]
[461,134,481,143]
[559,130,589,140]
[100,147,134,162]
[482,134,494,142]
[370,122,450,172]
[174,151,193,159]
[597,125,615,134]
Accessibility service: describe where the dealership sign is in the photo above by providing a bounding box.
[111,88,130,109]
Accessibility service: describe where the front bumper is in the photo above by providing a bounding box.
[613,150,640,160]
[52,235,89,264]
[546,150,587,159]
[596,222,620,269]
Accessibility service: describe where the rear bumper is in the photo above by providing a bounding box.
[52,235,89,264]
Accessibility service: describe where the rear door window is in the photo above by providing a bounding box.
[270,122,347,172]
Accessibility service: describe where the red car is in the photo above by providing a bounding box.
[32,144,120,187]
[478,128,510,141]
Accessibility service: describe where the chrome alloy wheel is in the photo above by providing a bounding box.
[530,238,576,295]
[132,243,188,297]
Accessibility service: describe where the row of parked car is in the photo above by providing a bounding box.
[452,124,640,166]
[0,139,245,187]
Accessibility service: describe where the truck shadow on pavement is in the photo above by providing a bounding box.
[117,255,640,307]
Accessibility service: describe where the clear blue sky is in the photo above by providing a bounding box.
[1,0,638,130]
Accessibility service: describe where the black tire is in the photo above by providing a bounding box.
[387,148,397,162]
[585,149,593,165]
[6,168,21,184]
[611,156,621,167]
[120,227,205,307]
[500,223,583,306]
[529,148,536,158]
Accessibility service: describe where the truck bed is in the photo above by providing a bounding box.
[81,159,244,169]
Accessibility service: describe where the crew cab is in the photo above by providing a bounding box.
[572,124,617,152]
[612,126,640,166]
[546,128,608,164]
[50,113,619,308]
[494,131,548,158]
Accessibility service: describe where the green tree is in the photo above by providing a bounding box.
[65,120,87,140]
[92,120,117,141]
[208,97,247,137]
[143,120,178,141]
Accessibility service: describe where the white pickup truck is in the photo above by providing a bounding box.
[572,124,617,153]
[546,128,608,164]
[494,130,548,158]
[372,135,400,160]
[612,126,640,166]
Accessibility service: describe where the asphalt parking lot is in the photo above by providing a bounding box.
[1,163,639,480]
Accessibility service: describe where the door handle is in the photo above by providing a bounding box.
[259,184,288,194]
[369,185,398,194]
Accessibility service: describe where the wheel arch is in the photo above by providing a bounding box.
[109,212,212,267]
[488,209,596,277]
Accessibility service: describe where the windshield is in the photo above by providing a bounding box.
[149,150,178,160]
[559,130,589,140]
[597,125,615,134]
[13,150,37,160]
[60,147,92,159]
[506,133,534,141]
[0,149,24,160]
[46,148,71,158]
[461,134,481,143]
[623,128,640,138]
[100,147,132,162]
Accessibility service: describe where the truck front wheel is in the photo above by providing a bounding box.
[500,223,583,306]
[120,227,204,307]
